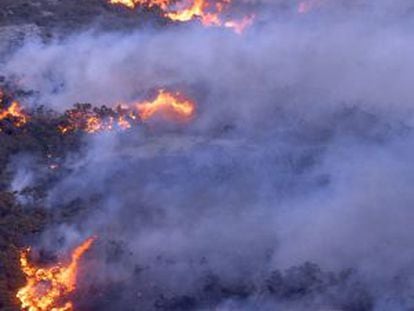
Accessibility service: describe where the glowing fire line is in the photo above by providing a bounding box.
[58,89,196,134]
[109,0,254,34]
[136,89,195,121]
[0,89,195,135]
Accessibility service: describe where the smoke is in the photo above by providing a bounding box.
[8,154,36,192]
[4,1,414,309]
[4,9,414,121]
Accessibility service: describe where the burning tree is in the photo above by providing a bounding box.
[0,91,29,132]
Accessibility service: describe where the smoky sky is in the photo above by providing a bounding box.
[4,1,414,310]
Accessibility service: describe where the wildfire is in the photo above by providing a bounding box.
[0,91,29,128]
[59,90,195,134]
[110,0,169,9]
[0,88,195,135]
[58,104,140,134]
[16,237,96,311]
[136,89,195,121]
[109,0,254,34]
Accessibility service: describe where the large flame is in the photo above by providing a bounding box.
[136,89,195,121]
[59,89,195,134]
[0,89,195,135]
[16,237,96,311]
[109,0,254,34]
[0,91,29,129]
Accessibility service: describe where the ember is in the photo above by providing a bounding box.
[58,104,140,134]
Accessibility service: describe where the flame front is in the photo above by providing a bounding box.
[16,237,96,311]
[109,0,254,34]
[0,92,29,128]
[136,89,195,121]
[1,89,195,135]
[59,90,195,134]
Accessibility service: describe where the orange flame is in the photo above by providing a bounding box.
[59,90,195,134]
[0,92,29,128]
[136,89,195,121]
[109,0,254,34]
[16,237,96,311]
[58,105,140,134]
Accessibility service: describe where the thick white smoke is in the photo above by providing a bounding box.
[4,1,414,309]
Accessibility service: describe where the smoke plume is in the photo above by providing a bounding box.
[3,1,414,310]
